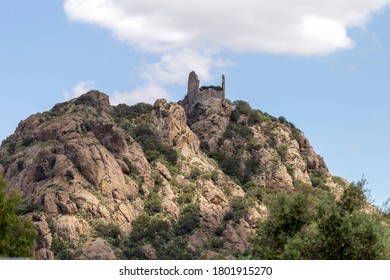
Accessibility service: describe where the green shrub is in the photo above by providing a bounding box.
[214,226,224,236]
[15,197,40,215]
[243,181,263,201]
[200,85,222,91]
[189,167,202,180]
[223,211,234,222]
[153,172,164,186]
[284,163,294,177]
[332,176,348,187]
[250,179,390,260]
[94,222,122,240]
[231,100,252,122]
[123,157,136,175]
[174,204,200,236]
[17,160,24,172]
[267,134,277,149]
[177,193,193,205]
[160,147,178,166]
[291,128,303,143]
[123,213,200,260]
[247,138,262,151]
[243,156,262,184]
[277,144,288,161]
[129,214,172,244]
[113,103,152,120]
[131,124,178,166]
[177,183,196,205]
[94,222,122,247]
[0,176,37,258]
[75,95,98,107]
[211,171,219,183]
[220,157,240,180]
[51,238,80,260]
[233,100,252,115]
[210,238,224,249]
[21,136,35,148]
[209,151,225,162]
[338,180,366,213]
[278,116,288,124]
[248,110,263,125]
[230,196,249,223]
[5,142,16,154]
[310,168,329,190]
[144,191,162,214]
[223,122,253,140]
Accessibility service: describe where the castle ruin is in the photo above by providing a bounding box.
[185,71,225,111]
[179,71,232,150]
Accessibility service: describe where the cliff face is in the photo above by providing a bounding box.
[179,72,338,194]
[0,91,148,259]
[0,74,344,260]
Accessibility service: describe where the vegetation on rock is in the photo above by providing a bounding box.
[0,176,37,258]
[249,180,390,259]
[1,86,389,260]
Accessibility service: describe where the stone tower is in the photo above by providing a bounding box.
[186,71,225,101]
[222,74,225,99]
[188,71,200,96]
[182,70,230,120]
[179,71,233,151]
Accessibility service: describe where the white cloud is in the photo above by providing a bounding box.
[141,49,234,85]
[64,0,390,56]
[62,80,96,100]
[110,50,232,106]
[110,85,169,106]
[63,0,389,106]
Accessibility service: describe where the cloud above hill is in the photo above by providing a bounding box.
[62,80,95,100]
[64,0,389,55]
[63,0,389,103]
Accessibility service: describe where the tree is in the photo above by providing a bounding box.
[0,176,37,258]
[250,180,390,259]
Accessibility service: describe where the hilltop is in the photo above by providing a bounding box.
[1,72,385,260]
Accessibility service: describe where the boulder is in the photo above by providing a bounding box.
[79,238,116,260]
[54,216,90,242]
[153,99,200,156]
[156,162,172,181]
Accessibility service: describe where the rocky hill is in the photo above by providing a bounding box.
[0,72,348,260]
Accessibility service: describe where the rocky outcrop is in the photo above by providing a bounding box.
[179,72,233,151]
[141,244,157,260]
[160,183,180,219]
[258,147,294,192]
[79,238,116,260]
[0,91,150,259]
[153,98,200,156]
[155,162,172,181]
[54,215,90,242]
[30,213,54,260]
[0,73,344,260]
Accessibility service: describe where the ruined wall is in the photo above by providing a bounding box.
[179,71,233,150]
[185,71,225,113]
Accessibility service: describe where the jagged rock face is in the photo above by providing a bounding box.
[180,71,233,151]
[257,147,295,192]
[0,79,343,260]
[29,213,54,260]
[152,98,200,156]
[79,238,116,260]
[0,91,151,259]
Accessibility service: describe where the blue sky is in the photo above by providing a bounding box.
[1,0,389,206]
